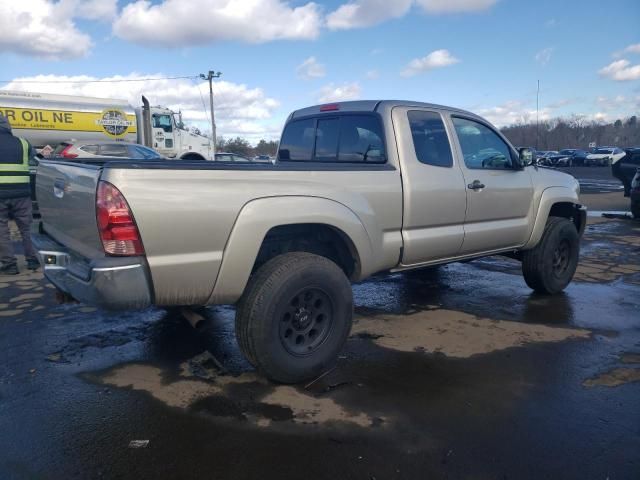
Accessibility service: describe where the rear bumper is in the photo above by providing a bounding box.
[32,232,152,310]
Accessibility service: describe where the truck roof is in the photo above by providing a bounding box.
[290,100,482,121]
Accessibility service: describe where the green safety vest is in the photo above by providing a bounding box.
[0,138,30,185]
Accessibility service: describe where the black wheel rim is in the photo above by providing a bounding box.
[278,287,334,356]
[552,239,571,278]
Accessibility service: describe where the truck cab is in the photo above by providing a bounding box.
[149,106,213,160]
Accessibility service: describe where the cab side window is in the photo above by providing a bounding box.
[408,111,453,167]
[152,114,173,133]
[452,117,513,170]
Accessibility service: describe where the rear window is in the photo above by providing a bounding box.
[278,114,386,163]
[408,111,453,167]
[338,116,385,163]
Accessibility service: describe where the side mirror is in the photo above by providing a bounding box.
[517,147,535,168]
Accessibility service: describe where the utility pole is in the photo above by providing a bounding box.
[536,79,540,150]
[199,70,222,149]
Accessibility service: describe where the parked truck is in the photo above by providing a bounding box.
[0,90,213,160]
[32,100,586,383]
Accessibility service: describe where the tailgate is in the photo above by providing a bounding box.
[36,160,105,259]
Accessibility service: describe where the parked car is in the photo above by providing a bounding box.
[631,168,640,218]
[53,141,164,160]
[611,147,640,210]
[551,149,589,167]
[585,147,625,167]
[537,151,558,166]
[215,152,252,162]
[33,100,586,383]
[253,155,273,163]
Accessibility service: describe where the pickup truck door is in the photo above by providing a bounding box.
[392,107,467,265]
[447,115,534,254]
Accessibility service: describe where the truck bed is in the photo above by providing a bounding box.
[34,157,403,307]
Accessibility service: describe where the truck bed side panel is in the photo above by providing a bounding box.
[101,165,403,305]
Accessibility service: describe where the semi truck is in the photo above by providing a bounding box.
[0,90,213,160]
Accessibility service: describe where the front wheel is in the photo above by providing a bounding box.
[235,252,353,383]
[521,217,580,294]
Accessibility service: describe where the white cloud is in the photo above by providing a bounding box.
[296,57,326,79]
[598,59,640,81]
[1,74,281,140]
[475,97,637,127]
[0,0,116,59]
[475,100,550,127]
[414,0,497,14]
[317,82,361,103]
[365,70,380,80]
[326,0,496,30]
[113,0,322,46]
[401,49,459,77]
[535,47,554,66]
[327,0,412,30]
[624,43,640,54]
[596,95,626,105]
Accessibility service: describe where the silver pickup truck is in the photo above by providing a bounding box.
[33,100,586,383]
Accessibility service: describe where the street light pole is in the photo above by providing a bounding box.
[199,70,222,150]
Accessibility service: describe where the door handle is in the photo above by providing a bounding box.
[467,180,485,190]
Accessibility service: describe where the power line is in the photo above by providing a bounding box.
[192,77,210,133]
[0,75,199,85]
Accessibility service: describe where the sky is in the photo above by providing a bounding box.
[0,0,639,142]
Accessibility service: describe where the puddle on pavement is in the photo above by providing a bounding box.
[99,361,377,428]
[351,308,589,357]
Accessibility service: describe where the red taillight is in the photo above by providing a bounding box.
[96,181,144,256]
[60,145,78,158]
[320,103,340,112]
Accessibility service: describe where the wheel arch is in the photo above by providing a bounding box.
[207,196,374,304]
[523,187,585,250]
[180,152,205,160]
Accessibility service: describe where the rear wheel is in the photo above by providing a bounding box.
[522,217,579,294]
[235,252,353,383]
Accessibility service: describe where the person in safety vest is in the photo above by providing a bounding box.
[0,113,39,275]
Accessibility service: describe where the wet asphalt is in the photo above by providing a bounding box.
[1,167,639,480]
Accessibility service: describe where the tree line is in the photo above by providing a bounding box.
[216,137,279,157]
[500,115,639,151]
[217,115,640,157]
